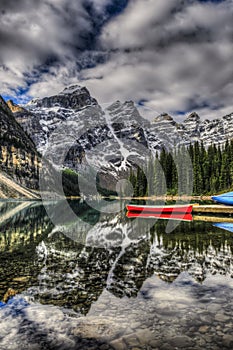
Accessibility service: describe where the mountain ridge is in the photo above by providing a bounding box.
[1,86,233,195]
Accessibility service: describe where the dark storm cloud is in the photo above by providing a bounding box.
[82,0,233,119]
[0,0,130,99]
[0,0,232,120]
[101,0,233,49]
[0,0,39,12]
[0,0,114,96]
[0,0,93,62]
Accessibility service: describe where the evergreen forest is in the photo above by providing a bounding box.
[129,140,233,197]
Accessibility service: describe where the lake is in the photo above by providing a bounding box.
[0,200,233,350]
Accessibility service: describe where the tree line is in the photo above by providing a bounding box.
[129,140,233,197]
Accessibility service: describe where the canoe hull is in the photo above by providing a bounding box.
[212,194,233,206]
[126,204,193,214]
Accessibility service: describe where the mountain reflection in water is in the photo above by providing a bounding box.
[0,200,233,315]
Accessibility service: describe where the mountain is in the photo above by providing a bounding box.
[14,85,99,151]
[2,85,233,193]
[0,96,41,198]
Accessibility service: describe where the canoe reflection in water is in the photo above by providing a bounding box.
[126,211,193,221]
[127,211,233,226]
[213,222,233,233]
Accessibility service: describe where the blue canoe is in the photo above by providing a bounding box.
[212,192,233,206]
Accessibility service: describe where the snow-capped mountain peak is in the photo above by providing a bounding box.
[26,85,98,110]
[8,85,233,189]
[59,84,86,95]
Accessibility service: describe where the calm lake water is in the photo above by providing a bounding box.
[0,200,233,350]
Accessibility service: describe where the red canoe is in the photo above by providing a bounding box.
[126,204,193,214]
[126,212,193,221]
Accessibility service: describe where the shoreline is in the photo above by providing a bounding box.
[0,195,213,202]
[107,195,213,201]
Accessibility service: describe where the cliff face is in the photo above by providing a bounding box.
[0,96,41,196]
[6,99,26,114]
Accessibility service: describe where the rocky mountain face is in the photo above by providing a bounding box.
[1,85,233,193]
[0,96,41,197]
[15,84,233,154]
[14,85,99,151]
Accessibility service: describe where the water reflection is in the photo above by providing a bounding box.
[1,201,233,349]
[1,200,233,310]
[213,222,233,233]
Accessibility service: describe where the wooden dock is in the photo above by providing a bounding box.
[193,215,233,223]
[192,205,233,214]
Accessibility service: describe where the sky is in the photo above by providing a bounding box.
[0,0,232,120]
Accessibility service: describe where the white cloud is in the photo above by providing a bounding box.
[28,62,81,98]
